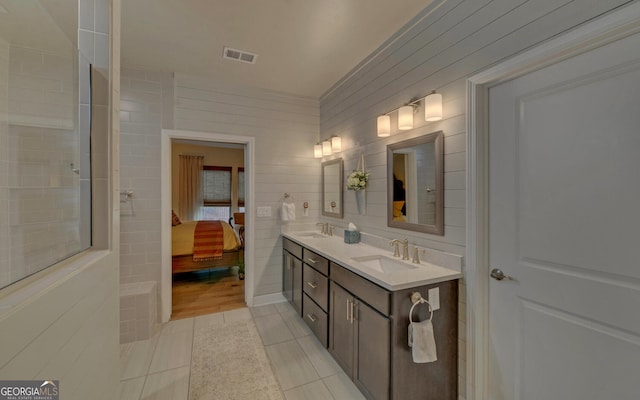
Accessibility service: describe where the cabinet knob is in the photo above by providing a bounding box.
[306,313,318,323]
[307,281,318,289]
[307,258,317,264]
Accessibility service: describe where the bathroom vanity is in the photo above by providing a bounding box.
[282,232,462,400]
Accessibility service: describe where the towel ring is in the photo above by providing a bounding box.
[283,192,295,203]
[409,297,433,323]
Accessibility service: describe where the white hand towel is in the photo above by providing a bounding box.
[408,320,437,363]
[281,203,296,222]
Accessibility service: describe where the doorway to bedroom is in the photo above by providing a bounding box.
[170,139,246,319]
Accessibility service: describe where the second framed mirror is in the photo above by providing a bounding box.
[322,158,343,219]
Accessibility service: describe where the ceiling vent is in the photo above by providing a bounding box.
[223,47,258,64]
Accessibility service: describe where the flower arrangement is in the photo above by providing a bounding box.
[346,169,369,191]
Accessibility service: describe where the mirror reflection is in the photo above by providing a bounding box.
[388,131,444,235]
[322,158,343,219]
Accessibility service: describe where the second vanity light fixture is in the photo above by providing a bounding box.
[377,90,443,137]
[314,136,342,158]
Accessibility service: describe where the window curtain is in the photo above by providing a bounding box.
[238,167,245,207]
[178,154,204,221]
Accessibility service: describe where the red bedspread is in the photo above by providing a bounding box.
[193,220,224,261]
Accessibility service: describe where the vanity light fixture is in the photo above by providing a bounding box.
[314,136,342,157]
[331,136,342,152]
[314,143,323,158]
[424,91,443,121]
[322,140,332,156]
[398,105,414,130]
[376,90,443,136]
[377,115,391,137]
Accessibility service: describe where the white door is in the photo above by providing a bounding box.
[488,31,640,399]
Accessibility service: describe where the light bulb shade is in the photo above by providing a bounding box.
[424,92,443,121]
[322,140,332,156]
[398,106,414,130]
[331,136,342,152]
[314,143,323,158]
[377,115,391,137]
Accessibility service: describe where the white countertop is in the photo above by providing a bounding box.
[282,231,462,291]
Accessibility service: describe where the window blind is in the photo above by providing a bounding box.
[203,166,232,206]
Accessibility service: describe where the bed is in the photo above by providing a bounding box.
[171,220,243,274]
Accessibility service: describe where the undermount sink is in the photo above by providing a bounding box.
[350,255,418,274]
[295,232,326,239]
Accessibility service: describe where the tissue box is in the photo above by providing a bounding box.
[344,230,361,244]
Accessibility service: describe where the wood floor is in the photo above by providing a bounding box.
[171,267,245,320]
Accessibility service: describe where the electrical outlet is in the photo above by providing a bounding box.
[257,206,271,217]
[428,287,440,311]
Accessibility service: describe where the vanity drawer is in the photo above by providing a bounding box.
[303,264,329,312]
[283,237,303,259]
[330,262,390,316]
[303,248,329,276]
[303,293,328,347]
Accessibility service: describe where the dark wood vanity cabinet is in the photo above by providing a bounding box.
[282,238,303,315]
[283,236,458,400]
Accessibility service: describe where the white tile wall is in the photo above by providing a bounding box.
[3,31,82,284]
[318,1,630,398]
[174,73,320,297]
[8,45,75,130]
[119,69,167,289]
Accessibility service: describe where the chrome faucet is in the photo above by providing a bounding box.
[316,222,329,235]
[390,239,409,260]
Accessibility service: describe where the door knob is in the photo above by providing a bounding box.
[490,268,514,281]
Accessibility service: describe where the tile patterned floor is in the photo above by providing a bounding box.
[119,303,366,400]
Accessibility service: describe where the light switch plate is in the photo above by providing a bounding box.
[257,206,271,217]
[428,287,440,311]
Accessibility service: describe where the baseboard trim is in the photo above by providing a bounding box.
[252,292,286,307]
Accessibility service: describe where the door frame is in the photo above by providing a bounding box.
[465,3,640,398]
[160,129,256,322]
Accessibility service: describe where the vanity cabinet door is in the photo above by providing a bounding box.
[292,256,303,316]
[283,249,303,315]
[354,301,390,400]
[283,251,293,303]
[329,282,355,377]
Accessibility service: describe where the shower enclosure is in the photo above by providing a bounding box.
[0,0,105,288]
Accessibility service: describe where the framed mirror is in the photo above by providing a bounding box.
[387,131,444,235]
[322,158,343,219]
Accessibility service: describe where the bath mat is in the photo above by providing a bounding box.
[189,319,283,400]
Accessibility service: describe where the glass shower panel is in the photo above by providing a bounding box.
[0,0,91,289]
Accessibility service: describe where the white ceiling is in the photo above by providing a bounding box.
[121,0,432,98]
